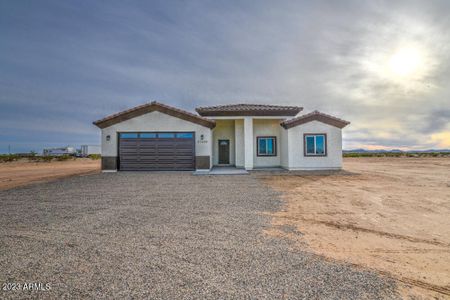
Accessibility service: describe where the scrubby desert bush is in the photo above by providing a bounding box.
[56,155,73,161]
[88,154,101,160]
[39,156,54,162]
[0,154,20,162]
[343,152,450,158]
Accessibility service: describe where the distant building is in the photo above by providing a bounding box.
[43,147,76,156]
[80,145,101,156]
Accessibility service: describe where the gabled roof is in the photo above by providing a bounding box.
[281,110,350,129]
[196,104,302,117]
[93,101,216,129]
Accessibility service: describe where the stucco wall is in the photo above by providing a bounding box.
[252,119,282,168]
[101,110,212,162]
[234,119,244,168]
[100,111,343,171]
[280,127,289,168]
[287,120,343,170]
[212,120,235,165]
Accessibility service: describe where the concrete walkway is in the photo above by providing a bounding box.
[193,166,249,175]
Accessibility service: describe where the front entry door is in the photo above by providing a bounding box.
[218,140,230,164]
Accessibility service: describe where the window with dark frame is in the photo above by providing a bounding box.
[158,133,175,138]
[176,133,193,138]
[120,133,138,138]
[257,137,276,156]
[140,133,157,138]
[304,134,326,156]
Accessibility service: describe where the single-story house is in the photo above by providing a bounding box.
[93,101,350,172]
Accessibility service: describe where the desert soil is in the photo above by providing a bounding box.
[0,159,101,190]
[260,157,450,299]
[0,172,398,299]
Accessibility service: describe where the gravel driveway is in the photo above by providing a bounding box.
[0,172,398,299]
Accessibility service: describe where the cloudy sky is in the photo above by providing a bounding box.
[1,0,449,153]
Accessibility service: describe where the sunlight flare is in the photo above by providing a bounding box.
[388,47,422,77]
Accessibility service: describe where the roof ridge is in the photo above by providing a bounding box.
[281,110,350,129]
[197,103,301,108]
[150,101,213,122]
[93,101,215,129]
[196,103,303,117]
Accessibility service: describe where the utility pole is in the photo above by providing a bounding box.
[8,144,11,154]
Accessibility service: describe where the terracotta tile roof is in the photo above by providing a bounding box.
[196,104,302,117]
[281,110,350,129]
[93,101,216,129]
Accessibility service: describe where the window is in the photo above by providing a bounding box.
[257,137,276,156]
[158,133,175,138]
[304,134,326,156]
[140,133,157,138]
[176,133,193,138]
[120,133,138,138]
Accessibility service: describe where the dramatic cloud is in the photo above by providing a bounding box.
[1,0,449,152]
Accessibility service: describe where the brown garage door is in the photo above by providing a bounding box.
[119,132,195,171]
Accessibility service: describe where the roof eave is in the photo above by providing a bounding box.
[93,102,216,129]
[280,112,350,129]
[196,108,303,117]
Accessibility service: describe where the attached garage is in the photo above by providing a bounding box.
[118,132,195,171]
[93,102,215,171]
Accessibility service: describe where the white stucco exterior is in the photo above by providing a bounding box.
[212,120,235,165]
[101,110,212,165]
[243,117,254,170]
[95,103,347,171]
[285,120,343,170]
[209,117,292,169]
[253,119,283,167]
[234,119,244,168]
[280,127,289,169]
[207,117,343,170]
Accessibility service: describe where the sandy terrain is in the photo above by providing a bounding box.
[0,159,101,190]
[261,157,450,299]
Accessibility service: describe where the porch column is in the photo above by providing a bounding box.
[244,117,253,170]
[234,119,244,168]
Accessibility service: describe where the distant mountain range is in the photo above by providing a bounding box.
[343,149,450,153]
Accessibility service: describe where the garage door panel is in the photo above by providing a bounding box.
[139,145,158,153]
[157,145,176,150]
[139,150,158,155]
[139,143,158,147]
[120,146,139,151]
[139,159,159,164]
[175,149,194,154]
[119,132,195,171]
[176,147,193,152]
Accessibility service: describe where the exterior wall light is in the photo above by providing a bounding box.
[106,135,111,141]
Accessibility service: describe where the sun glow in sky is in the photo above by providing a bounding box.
[363,42,432,93]
[388,47,422,77]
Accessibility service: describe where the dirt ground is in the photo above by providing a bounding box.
[0,159,101,190]
[261,157,450,299]
[0,172,398,299]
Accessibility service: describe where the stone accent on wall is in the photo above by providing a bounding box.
[102,156,117,170]
[195,156,210,170]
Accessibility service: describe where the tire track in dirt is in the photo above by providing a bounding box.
[260,158,450,298]
[278,215,450,248]
[378,271,450,296]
